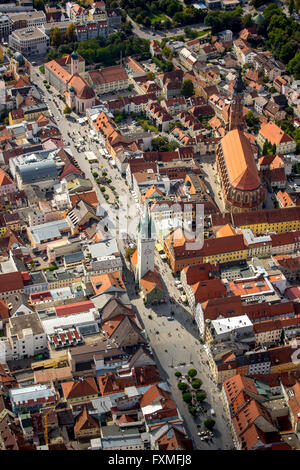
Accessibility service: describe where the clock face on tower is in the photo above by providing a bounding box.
[144,248,153,255]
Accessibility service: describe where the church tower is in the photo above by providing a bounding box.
[228,68,245,132]
[136,204,155,284]
[70,51,79,76]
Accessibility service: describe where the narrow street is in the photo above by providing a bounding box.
[32,69,233,449]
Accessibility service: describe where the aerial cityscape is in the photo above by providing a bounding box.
[0,0,298,453]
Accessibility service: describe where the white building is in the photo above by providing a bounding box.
[8,11,46,30]
[9,27,50,57]
[209,315,254,343]
[3,312,47,361]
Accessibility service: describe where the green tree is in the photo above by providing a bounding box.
[289,0,295,15]
[125,246,136,261]
[242,14,253,29]
[146,72,155,81]
[204,418,215,431]
[50,27,62,47]
[178,382,188,391]
[63,106,72,115]
[196,392,206,402]
[65,24,76,43]
[188,368,197,378]
[181,79,194,98]
[162,46,172,58]
[175,371,182,378]
[192,379,202,389]
[39,65,45,74]
[182,393,192,403]
[189,407,197,416]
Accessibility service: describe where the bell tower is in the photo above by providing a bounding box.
[70,50,79,76]
[136,204,155,284]
[228,68,245,132]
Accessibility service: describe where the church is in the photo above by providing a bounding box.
[131,205,165,305]
[45,51,96,114]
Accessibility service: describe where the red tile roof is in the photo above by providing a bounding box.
[55,301,94,317]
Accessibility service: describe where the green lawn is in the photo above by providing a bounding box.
[150,12,167,24]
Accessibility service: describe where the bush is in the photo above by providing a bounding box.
[106,178,112,184]
[43,79,47,84]
[39,65,45,74]
[45,85,50,89]
[178,382,188,392]
[196,392,206,402]
[100,186,106,192]
[188,369,197,378]
[175,371,182,378]
[182,393,192,403]
[192,379,202,389]
[102,171,107,176]
[189,407,197,416]
[92,172,98,178]
[204,418,215,431]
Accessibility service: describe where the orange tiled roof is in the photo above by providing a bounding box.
[141,269,163,294]
[259,121,295,145]
[90,272,125,295]
[220,129,261,191]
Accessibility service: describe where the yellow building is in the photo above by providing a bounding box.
[232,206,300,235]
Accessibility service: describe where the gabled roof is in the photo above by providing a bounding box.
[220,129,261,191]
[0,169,14,187]
[74,406,99,434]
[61,378,98,399]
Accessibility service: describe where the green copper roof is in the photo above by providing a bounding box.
[138,203,156,240]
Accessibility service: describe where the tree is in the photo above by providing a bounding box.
[65,24,76,43]
[178,382,188,391]
[182,393,192,403]
[50,27,62,47]
[188,368,197,378]
[39,65,45,74]
[289,0,295,15]
[162,46,172,58]
[192,379,202,389]
[196,392,206,402]
[175,371,182,378]
[146,72,155,81]
[204,418,215,431]
[189,407,197,416]
[63,106,71,115]
[125,246,136,261]
[242,13,253,29]
[181,79,194,98]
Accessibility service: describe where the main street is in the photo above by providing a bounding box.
[32,69,233,449]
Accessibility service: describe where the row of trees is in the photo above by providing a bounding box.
[50,24,77,47]
[120,0,205,29]
[47,30,150,67]
[204,6,243,34]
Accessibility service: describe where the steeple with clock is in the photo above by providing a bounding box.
[136,203,156,284]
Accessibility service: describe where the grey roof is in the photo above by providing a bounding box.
[88,238,119,259]
[29,270,47,285]
[9,312,44,338]
[101,424,141,438]
[18,160,58,184]
[29,219,70,244]
[64,251,84,265]
[10,384,56,406]
[91,291,131,309]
